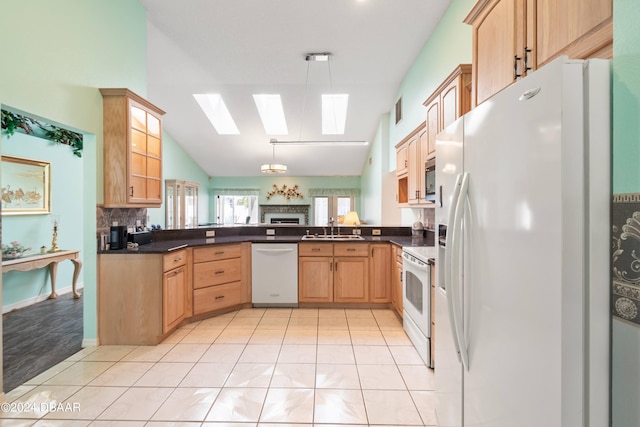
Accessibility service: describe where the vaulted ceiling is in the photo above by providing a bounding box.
[140,0,452,176]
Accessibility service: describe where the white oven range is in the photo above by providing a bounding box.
[402,245,435,367]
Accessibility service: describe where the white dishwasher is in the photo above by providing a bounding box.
[251,243,298,307]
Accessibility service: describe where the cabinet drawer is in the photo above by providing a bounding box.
[163,249,187,272]
[298,243,334,257]
[193,244,241,263]
[193,281,242,315]
[334,243,369,257]
[193,257,241,289]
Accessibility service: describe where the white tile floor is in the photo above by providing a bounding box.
[0,307,436,426]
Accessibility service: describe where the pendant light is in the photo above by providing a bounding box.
[260,140,287,174]
[268,52,367,147]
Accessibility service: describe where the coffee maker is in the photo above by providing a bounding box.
[110,225,128,250]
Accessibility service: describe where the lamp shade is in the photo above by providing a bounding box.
[343,211,360,226]
[260,163,287,174]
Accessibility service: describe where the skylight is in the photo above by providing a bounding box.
[193,93,239,135]
[253,94,288,135]
[322,94,348,135]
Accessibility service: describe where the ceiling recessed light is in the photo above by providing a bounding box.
[193,93,239,135]
[322,94,348,135]
[253,94,288,135]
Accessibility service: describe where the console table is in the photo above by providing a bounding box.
[2,250,82,299]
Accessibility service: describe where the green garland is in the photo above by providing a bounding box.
[1,109,83,158]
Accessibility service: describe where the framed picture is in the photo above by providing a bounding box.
[1,155,51,215]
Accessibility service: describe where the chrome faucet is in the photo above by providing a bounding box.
[328,217,335,236]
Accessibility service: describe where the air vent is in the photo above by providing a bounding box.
[395,96,403,124]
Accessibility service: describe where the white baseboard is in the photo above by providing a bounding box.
[2,282,84,314]
[82,338,98,347]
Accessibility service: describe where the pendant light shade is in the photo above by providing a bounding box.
[261,142,287,174]
[260,163,287,174]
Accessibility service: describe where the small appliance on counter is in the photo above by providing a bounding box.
[109,225,127,250]
[412,220,424,237]
[128,230,153,246]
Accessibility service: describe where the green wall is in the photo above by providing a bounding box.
[1,130,84,307]
[387,0,475,170]
[0,0,147,341]
[147,132,211,227]
[360,118,387,224]
[612,0,640,425]
[360,0,474,226]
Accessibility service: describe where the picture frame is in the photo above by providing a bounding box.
[1,155,51,215]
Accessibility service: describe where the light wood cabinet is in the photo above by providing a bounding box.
[465,0,612,106]
[423,65,472,152]
[407,130,428,205]
[100,88,165,207]
[369,243,391,303]
[299,256,334,302]
[298,242,370,303]
[395,123,426,206]
[166,180,199,229]
[391,244,404,317]
[334,256,369,303]
[98,249,190,345]
[425,100,439,156]
[396,144,409,177]
[396,65,471,207]
[162,250,188,333]
[192,243,248,315]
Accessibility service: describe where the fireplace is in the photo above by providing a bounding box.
[270,217,300,224]
[260,205,310,225]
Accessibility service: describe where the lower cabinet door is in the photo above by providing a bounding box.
[298,257,333,302]
[163,266,186,333]
[334,257,369,303]
[193,281,243,315]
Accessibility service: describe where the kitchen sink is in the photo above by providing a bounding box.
[301,234,365,241]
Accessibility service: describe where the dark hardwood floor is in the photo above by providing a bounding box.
[3,293,83,393]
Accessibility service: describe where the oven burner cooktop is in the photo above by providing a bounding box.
[402,246,435,263]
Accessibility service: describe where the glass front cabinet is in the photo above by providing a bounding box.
[165,179,199,229]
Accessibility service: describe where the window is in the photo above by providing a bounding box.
[216,195,258,224]
[313,195,354,226]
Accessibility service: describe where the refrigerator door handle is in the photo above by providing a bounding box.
[451,172,470,371]
[445,174,464,363]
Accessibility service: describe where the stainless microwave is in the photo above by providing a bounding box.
[425,158,436,202]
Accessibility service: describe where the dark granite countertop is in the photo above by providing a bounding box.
[98,227,434,255]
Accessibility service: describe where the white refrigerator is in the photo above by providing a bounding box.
[434,57,610,427]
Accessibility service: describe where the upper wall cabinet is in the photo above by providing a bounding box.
[100,88,165,208]
[423,64,472,154]
[464,0,612,106]
[395,65,471,207]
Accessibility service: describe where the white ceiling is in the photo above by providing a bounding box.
[140,0,452,177]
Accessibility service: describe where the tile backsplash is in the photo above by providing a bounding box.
[96,206,147,236]
[612,193,640,327]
